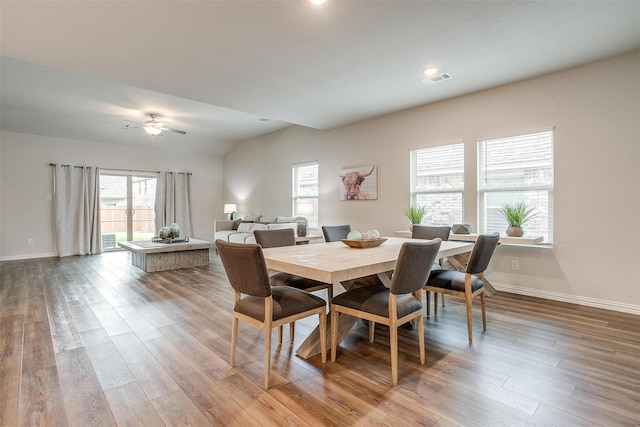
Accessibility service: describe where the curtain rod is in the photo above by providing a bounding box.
[49,163,192,175]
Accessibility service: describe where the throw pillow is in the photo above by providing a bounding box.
[277,216,296,223]
[237,222,255,233]
[243,215,262,222]
[260,216,278,224]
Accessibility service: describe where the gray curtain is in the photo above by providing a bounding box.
[155,172,193,237]
[53,164,102,256]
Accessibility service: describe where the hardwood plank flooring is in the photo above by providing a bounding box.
[1,252,639,426]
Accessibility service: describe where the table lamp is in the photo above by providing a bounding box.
[224,203,237,220]
[295,202,314,237]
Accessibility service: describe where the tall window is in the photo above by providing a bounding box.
[478,130,554,242]
[410,143,464,225]
[99,172,157,250]
[292,162,319,230]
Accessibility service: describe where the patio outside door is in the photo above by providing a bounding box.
[99,173,157,250]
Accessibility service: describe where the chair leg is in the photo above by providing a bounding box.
[390,320,398,386]
[330,306,338,362]
[289,322,295,343]
[369,321,375,342]
[230,316,238,367]
[480,291,487,331]
[465,292,473,343]
[327,287,333,312]
[318,312,327,363]
[441,294,445,307]
[426,291,430,317]
[418,313,425,364]
[434,293,438,317]
[264,322,272,390]
[278,325,283,345]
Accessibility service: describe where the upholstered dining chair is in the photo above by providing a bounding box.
[321,224,352,242]
[254,228,333,342]
[411,225,452,308]
[321,224,382,287]
[424,232,500,343]
[330,239,441,385]
[215,239,327,390]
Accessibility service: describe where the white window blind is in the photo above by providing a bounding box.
[478,130,554,243]
[292,162,319,230]
[410,143,464,225]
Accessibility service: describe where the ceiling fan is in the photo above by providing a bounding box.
[122,113,186,136]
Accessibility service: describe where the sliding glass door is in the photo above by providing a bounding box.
[99,173,157,250]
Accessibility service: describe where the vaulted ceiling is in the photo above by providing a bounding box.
[2,1,639,155]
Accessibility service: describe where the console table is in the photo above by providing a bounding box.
[118,238,214,272]
[393,230,544,245]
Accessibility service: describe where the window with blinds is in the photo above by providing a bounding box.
[292,162,319,230]
[410,143,464,225]
[478,130,554,243]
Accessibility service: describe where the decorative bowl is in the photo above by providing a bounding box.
[340,238,387,248]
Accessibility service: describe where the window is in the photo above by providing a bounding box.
[478,130,554,243]
[292,162,319,230]
[410,143,464,225]
[99,172,157,249]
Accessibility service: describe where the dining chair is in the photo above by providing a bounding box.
[330,239,441,385]
[215,239,327,390]
[321,224,352,242]
[411,225,452,309]
[254,228,333,342]
[321,224,382,287]
[424,232,500,343]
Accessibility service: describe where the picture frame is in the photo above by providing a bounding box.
[339,165,377,200]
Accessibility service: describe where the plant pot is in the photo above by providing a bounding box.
[506,226,524,237]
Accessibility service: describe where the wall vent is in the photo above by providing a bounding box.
[422,73,452,85]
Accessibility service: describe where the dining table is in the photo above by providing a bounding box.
[262,236,474,359]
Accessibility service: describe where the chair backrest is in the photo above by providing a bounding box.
[215,240,272,297]
[466,232,500,274]
[322,225,351,242]
[254,228,296,248]
[391,239,442,295]
[411,225,451,241]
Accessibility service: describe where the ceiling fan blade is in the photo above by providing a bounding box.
[122,123,142,129]
[161,126,187,135]
[123,119,144,125]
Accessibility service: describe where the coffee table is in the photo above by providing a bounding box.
[118,238,214,272]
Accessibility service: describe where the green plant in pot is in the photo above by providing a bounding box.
[498,202,537,237]
[403,205,426,230]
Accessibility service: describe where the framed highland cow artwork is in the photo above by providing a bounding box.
[339,165,377,200]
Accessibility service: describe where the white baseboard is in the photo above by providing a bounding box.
[0,252,56,261]
[493,282,640,315]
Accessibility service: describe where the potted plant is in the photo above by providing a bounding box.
[403,205,427,230]
[498,202,537,237]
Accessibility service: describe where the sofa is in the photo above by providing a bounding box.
[214,215,299,245]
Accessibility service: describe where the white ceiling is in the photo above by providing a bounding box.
[1,1,639,156]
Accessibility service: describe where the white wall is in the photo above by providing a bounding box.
[0,132,223,259]
[223,51,640,313]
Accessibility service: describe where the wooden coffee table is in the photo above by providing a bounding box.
[118,238,214,272]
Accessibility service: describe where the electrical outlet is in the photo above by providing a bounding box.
[511,258,520,271]
[46,194,52,201]
[28,238,34,245]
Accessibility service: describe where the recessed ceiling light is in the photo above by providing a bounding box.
[257,118,269,123]
[310,0,326,4]
[423,67,438,77]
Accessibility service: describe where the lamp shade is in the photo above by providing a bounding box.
[296,202,314,216]
[223,203,237,214]
[144,126,162,136]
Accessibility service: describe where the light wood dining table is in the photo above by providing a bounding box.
[262,237,474,359]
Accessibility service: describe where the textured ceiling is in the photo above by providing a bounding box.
[1,1,639,155]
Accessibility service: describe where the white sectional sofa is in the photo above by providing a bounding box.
[214,216,298,245]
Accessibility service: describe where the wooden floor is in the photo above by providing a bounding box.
[1,252,639,426]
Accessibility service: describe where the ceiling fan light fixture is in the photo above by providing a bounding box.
[144,126,162,136]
